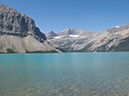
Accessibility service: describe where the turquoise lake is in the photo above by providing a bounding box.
[0,52,129,96]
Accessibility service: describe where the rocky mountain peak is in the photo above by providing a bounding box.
[58,29,82,36]
[106,23,129,33]
[63,28,71,32]
[0,4,46,42]
[46,31,57,39]
[49,31,57,36]
[59,28,72,36]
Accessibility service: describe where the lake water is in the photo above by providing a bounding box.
[0,52,129,96]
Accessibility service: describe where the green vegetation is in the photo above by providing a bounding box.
[0,42,3,49]
[6,49,16,53]
[0,52,4,53]
[55,47,66,52]
[26,50,58,53]
[0,45,3,49]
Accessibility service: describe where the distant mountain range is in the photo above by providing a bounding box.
[0,4,61,53]
[0,4,129,53]
[47,23,129,52]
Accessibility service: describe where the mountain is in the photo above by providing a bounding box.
[47,23,129,52]
[1,4,128,53]
[0,4,60,53]
[46,31,57,40]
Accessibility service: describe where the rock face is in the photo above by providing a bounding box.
[0,4,60,53]
[46,31,57,40]
[47,23,129,52]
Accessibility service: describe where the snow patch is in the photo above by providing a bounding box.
[69,35,79,37]
[54,36,61,39]
[115,26,120,28]
[54,35,65,39]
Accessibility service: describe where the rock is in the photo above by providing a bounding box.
[0,4,60,53]
[47,23,129,52]
[0,4,46,42]
[46,31,57,40]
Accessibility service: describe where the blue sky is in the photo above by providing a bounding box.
[0,0,129,34]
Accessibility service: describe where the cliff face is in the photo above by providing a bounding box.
[47,24,129,52]
[0,4,46,42]
[0,4,59,53]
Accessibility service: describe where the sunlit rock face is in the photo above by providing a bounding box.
[47,23,129,52]
[0,4,59,53]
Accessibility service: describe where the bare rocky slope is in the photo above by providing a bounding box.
[0,4,60,53]
[47,23,129,52]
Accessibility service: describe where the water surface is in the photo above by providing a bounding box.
[0,52,129,96]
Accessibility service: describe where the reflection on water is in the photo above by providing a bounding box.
[0,52,129,96]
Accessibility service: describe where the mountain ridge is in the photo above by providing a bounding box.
[47,23,129,52]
